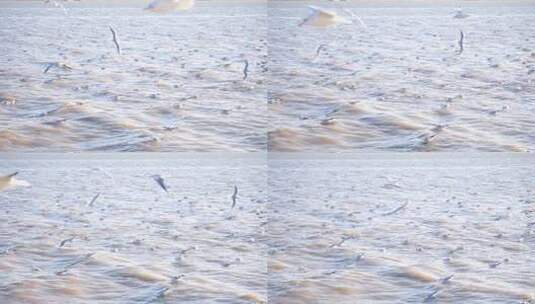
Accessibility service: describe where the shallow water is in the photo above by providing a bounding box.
[268,2,535,152]
[267,154,535,303]
[0,1,267,151]
[0,154,267,303]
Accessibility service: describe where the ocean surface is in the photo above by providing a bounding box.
[268,2,535,152]
[1,153,534,303]
[267,153,535,303]
[2,2,534,152]
[0,1,267,151]
[0,154,267,303]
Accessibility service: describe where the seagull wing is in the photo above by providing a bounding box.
[10,179,31,188]
[145,0,193,12]
[0,172,17,183]
[231,186,238,209]
[0,172,30,191]
[159,179,168,192]
[153,176,168,192]
[145,0,168,11]
[308,6,337,19]
[176,0,194,10]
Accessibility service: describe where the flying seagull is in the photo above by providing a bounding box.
[59,236,76,248]
[299,6,352,27]
[231,186,238,209]
[87,193,100,207]
[44,62,73,74]
[343,8,367,28]
[145,0,195,13]
[243,60,249,80]
[109,26,121,55]
[152,175,169,193]
[0,172,30,191]
[458,30,464,55]
[314,44,327,59]
[43,0,68,15]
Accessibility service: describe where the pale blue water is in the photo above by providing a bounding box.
[0,2,267,151]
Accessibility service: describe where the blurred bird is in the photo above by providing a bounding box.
[299,6,351,27]
[145,0,195,13]
[152,175,169,193]
[43,0,69,15]
[0,172,30,191]
[231,186,238,209]
[44,62,73,74]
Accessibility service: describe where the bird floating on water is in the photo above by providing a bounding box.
[145,0,195,13]
[299,6,352,27]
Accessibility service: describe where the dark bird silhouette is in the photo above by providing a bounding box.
[243,60,249,80]
[314,44,327,59]
[59,236,75,248]
[109,26,121,55]
[152,175,168,193]
[231,186,238,209]
[458,30,464,54]
[88,193,100,207]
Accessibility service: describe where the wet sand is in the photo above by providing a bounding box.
[267,153,535,303]
[268,1,535,152]
[0,154,267,303]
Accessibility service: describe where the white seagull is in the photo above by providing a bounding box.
[144,0,195,14]
[299,6,352,27]
[0,172,31,192]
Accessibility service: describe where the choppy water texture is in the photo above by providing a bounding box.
[1,154,534,303]
[0,1,267,151]
[0,155,267,303]
[268,2,535,152]
[268,154,535,303]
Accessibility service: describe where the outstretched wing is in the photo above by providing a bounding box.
[308,6,337,19]
[0,172,18,183]
[0,172,30,191]
[145,0,158,9]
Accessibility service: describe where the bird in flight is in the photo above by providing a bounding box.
[0,172,30,191]
[152,175,169,193]
[145,0,195,14]
[299,6,352,27]
[231,186,238,209]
